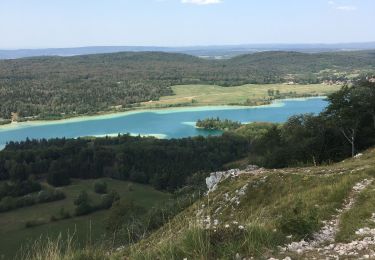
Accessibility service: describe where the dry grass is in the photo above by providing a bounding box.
[17,233,110,260]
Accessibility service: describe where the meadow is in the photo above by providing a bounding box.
[140,83,341,108]
[0,178,170,259]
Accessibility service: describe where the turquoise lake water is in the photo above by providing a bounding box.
[0,97,328,148]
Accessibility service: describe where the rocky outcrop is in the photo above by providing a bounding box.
[206,169,241,192]
[205,165,262,192]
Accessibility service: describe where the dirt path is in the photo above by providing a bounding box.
[277,178,374,259]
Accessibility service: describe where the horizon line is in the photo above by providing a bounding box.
[1,41,375,51]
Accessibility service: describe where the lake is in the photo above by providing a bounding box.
[0,97,328,149]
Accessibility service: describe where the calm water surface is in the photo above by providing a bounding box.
[0,97,328,148]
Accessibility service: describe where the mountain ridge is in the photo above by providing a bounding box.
[1,42,375,60]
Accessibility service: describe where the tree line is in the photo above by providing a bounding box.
[241,80,375,168]
[0,134,248,191]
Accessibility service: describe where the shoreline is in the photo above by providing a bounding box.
[0,96,327,132]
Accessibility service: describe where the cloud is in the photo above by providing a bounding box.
[336,5,357,11]
[181,0,222,5]
[328,1,358,11]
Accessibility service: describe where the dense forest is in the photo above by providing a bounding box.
[0,51,374,119]
[0,133,248,192]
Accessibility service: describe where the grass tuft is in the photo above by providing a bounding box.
[17,233,110,260]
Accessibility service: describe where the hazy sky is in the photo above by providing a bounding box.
[0,0,374,49]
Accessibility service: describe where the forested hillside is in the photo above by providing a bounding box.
[0,133,248,191]
[0,51,374,119]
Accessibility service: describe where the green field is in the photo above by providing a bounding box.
[0,178,170,259]
[140,83,341,108]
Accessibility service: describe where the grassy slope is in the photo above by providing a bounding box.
[119,148,375,259]
[140,83,340,108]
[0,178,170,259]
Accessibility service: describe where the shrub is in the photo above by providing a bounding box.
[0,195,35,212]
[94,180,108,194]
[99,190,120,209]
[74,191,92,216]
[25,219,46,228]
[74,189,120,217]
[15,195,34,208]
[278,200,319,239]
[36,189,66,203]
[0,180,41,198]
[0,188,65,213]
[106,200,146,233]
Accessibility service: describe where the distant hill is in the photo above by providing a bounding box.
[1,42,375,59]
[0,50,374,120]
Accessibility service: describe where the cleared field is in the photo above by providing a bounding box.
[141,83,341,108]
[0,178,170,259]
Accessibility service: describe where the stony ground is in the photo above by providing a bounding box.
[201,154,375,259]
[276,178,375,260]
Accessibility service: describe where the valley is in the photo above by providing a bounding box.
[1,0,375,259]
[0,178,170,259]
[0,51,374,260]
